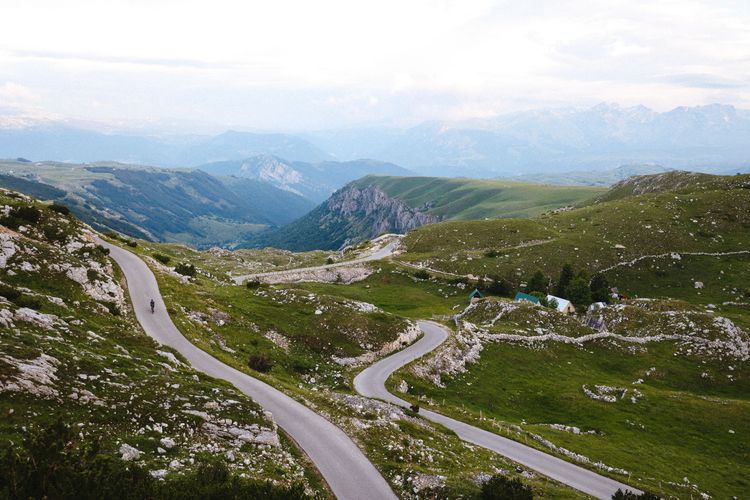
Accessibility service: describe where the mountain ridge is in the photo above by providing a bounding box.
[0,159,315,248]
[199,155,412,202]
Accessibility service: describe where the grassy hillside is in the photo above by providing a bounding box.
[0,189,320,496]
[354,175,605,220]
[384,171,750,498]
[398,173,750,288]
[252,175,603,251]
[0,159,314,248]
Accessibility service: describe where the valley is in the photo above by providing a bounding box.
[4,4,750,499]
[1,170,748,499]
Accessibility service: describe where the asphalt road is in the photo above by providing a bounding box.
[354,320,641,500]
[232,236,402,284]
[101,240,396,500]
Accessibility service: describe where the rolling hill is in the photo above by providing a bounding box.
[252,175,604,251]
[398,171,750,281]
[0,159,314,248]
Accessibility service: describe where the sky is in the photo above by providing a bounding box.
[1,0,749,132]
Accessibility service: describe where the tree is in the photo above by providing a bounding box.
[480,474,533,499]
[526,270,548,295]
[556,263,574,297]
[590,273,610,303]
[566,277,592,307]
[487,277,514,297]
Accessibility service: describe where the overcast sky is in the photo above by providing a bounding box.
[1,0,749,132]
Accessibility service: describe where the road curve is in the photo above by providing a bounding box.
[233,236,402,284]
[354,320,640,500]
[101,240,396,500]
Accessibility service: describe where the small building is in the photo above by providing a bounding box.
[468,288,484,303]
[514,292,540,305]
[546,294,576,315]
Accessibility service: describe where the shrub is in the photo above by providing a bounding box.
[245,279,262,289]
[0,284,40,309]
[0,283,21,301]
[13,294,42,310]
[611,489,659,500]
[106,303,121,316]
[479,475,533,499]
[48,203,70,215]
[152,253,171,265]
[95,245,110,256]
[290,357,315,374]
[413,269,430,280]
[42,225,68,243]
[125,240,138,248]
[13,205,42,224]
[102,231,119,239]
[86,269,101,282]
[326,256,335,265]
[0,420,307,500]
[248,354,273,373]
[484,249,500,258]
[174,262,196,277]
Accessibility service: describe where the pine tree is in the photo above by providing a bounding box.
[566,276,592,307]
[590,274,610,303]
[556,263,574,297]
[526,270,548,294]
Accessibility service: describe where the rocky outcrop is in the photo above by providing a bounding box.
[324,184,439,240]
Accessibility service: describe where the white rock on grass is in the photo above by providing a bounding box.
[397,380,409,393]
[0,233,18,268]
[119,443,141,461]
[159,437,176,449]
[14,308,58,330]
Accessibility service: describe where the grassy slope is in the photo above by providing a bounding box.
[355,175,605,220]
[387,173,750,498]
[0,189,321,491]
[399,174,750,277]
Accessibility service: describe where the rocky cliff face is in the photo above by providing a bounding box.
[254,182,440,251]
[324,184,439,238]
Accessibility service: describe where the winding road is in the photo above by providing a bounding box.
[232,235,402,285]
[101,240,397,500]
[355,320,641,500]
[105,236,640,499]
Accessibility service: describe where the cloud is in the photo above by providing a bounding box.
[0,0,749,128]
[0,82,40,107]
[658,73,748,89]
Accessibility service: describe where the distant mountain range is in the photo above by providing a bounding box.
[500,164,675,186]
[0,125,330,166]
[2,103,749,178]
[0,159,314,248]
[198,155,411,202]
[306,103,750,176]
